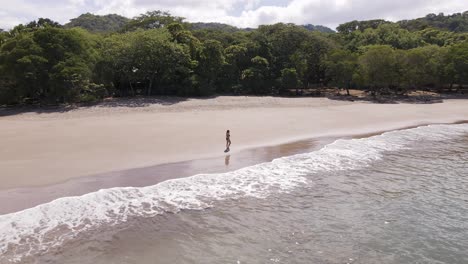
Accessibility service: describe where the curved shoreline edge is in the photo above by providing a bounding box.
[2,122,468,264]
[1,97,468,190]
[0,120,467,215]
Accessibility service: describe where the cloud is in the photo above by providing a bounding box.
[0,0,95,29]
[0,0,466,30]
[215,0,467,28]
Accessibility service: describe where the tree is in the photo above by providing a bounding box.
[280,68,299,94]
[325,49,358,95]
[375,24,422,49]
[398,11,468,32]
[291,33,336,87]
[223,44,249,91]
[132,30,192,95]
[344,23,422,50]
[96,32,134,96]
[400,45,445,90]
[124,11,184,31]
[26,18,62,29]
[241,56,270,94]
[96,29,194,97]
[337,19,391,34]
[0,29,9,46]
[0,32,47,103]
[302,24,335,33]
[167,23,201,58]
[446,41,468,88]
[1,10,468,104]
[189,22,240,33]
[65,13,130,33]
[0,27,99,104]
[355,45,401,96]
[196,40,225,95]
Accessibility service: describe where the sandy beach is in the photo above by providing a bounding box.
[1,96,467,191]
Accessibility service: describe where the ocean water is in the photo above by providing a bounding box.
[1,123,468,264]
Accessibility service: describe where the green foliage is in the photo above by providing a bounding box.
[196,40,225,95]
[190,23,240,33]
[447,41,468,84]
[241,56,271,94]
[398,12,468,32]
[0,26,99,104]
[80,82,108,103]
[189,22,334,34]
[355,45,403,94]
[345,23,422,50]
[222,44,249,92]
[280,68,299,93]
[324,49,358,94]
[416,28,466,46]
[65,13,130,33]
[337,20,391,34]
[26,18,62,29]
[0,68,17,104]
[96,29,194,96]
[302,24,335,33]
[192,29,248,47]
[124,11,184,32]
[167,23,202,59]
[1,10,468,105]
[400,45,446,88]
[0,29,7,46]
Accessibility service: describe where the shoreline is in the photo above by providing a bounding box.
[1,97,467,211]
[1,120,467,214]
[0,136,332,214]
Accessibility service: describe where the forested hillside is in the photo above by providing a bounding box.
[398,11,468,32]
[303,24,335,33]
[189,23,242,33]
[65,13,130,33]
[0,11,467,105]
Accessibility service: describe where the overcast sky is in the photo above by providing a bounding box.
[0,0,466,30]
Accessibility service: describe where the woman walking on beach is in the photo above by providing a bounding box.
[226,130,231,152]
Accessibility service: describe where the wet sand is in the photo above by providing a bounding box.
[11,123,468,264]
[1,121,467,215]
[1,97,467,191]
[0,137,332,214]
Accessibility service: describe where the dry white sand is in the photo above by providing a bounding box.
[1,97,467,189]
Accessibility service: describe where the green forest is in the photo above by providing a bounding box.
[0,10,467,105]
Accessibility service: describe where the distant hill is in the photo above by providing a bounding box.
[398,11,468,32]
[61,11,468,34]
[337,12,468,34]
[190,22,334,33]
[189,22,240,32]
[302,24,335,33]
[65,13,130,33]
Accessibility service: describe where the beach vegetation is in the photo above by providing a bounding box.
[0,10,468,105]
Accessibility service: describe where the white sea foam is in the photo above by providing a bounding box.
[1,123,467,262]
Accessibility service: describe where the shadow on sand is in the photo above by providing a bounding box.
[327,92,468,104]
[0,96,191,117]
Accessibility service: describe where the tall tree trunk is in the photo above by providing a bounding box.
[148,73,157,96]
[129,80,135,96]
[147,78,153,96]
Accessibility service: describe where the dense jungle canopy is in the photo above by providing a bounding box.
[0,10,467,105]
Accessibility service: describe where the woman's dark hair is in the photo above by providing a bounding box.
[227,130,230,133]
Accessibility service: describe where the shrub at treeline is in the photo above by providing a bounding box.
[0,11,468,105]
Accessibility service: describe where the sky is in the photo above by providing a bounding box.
[0,0,466,30]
